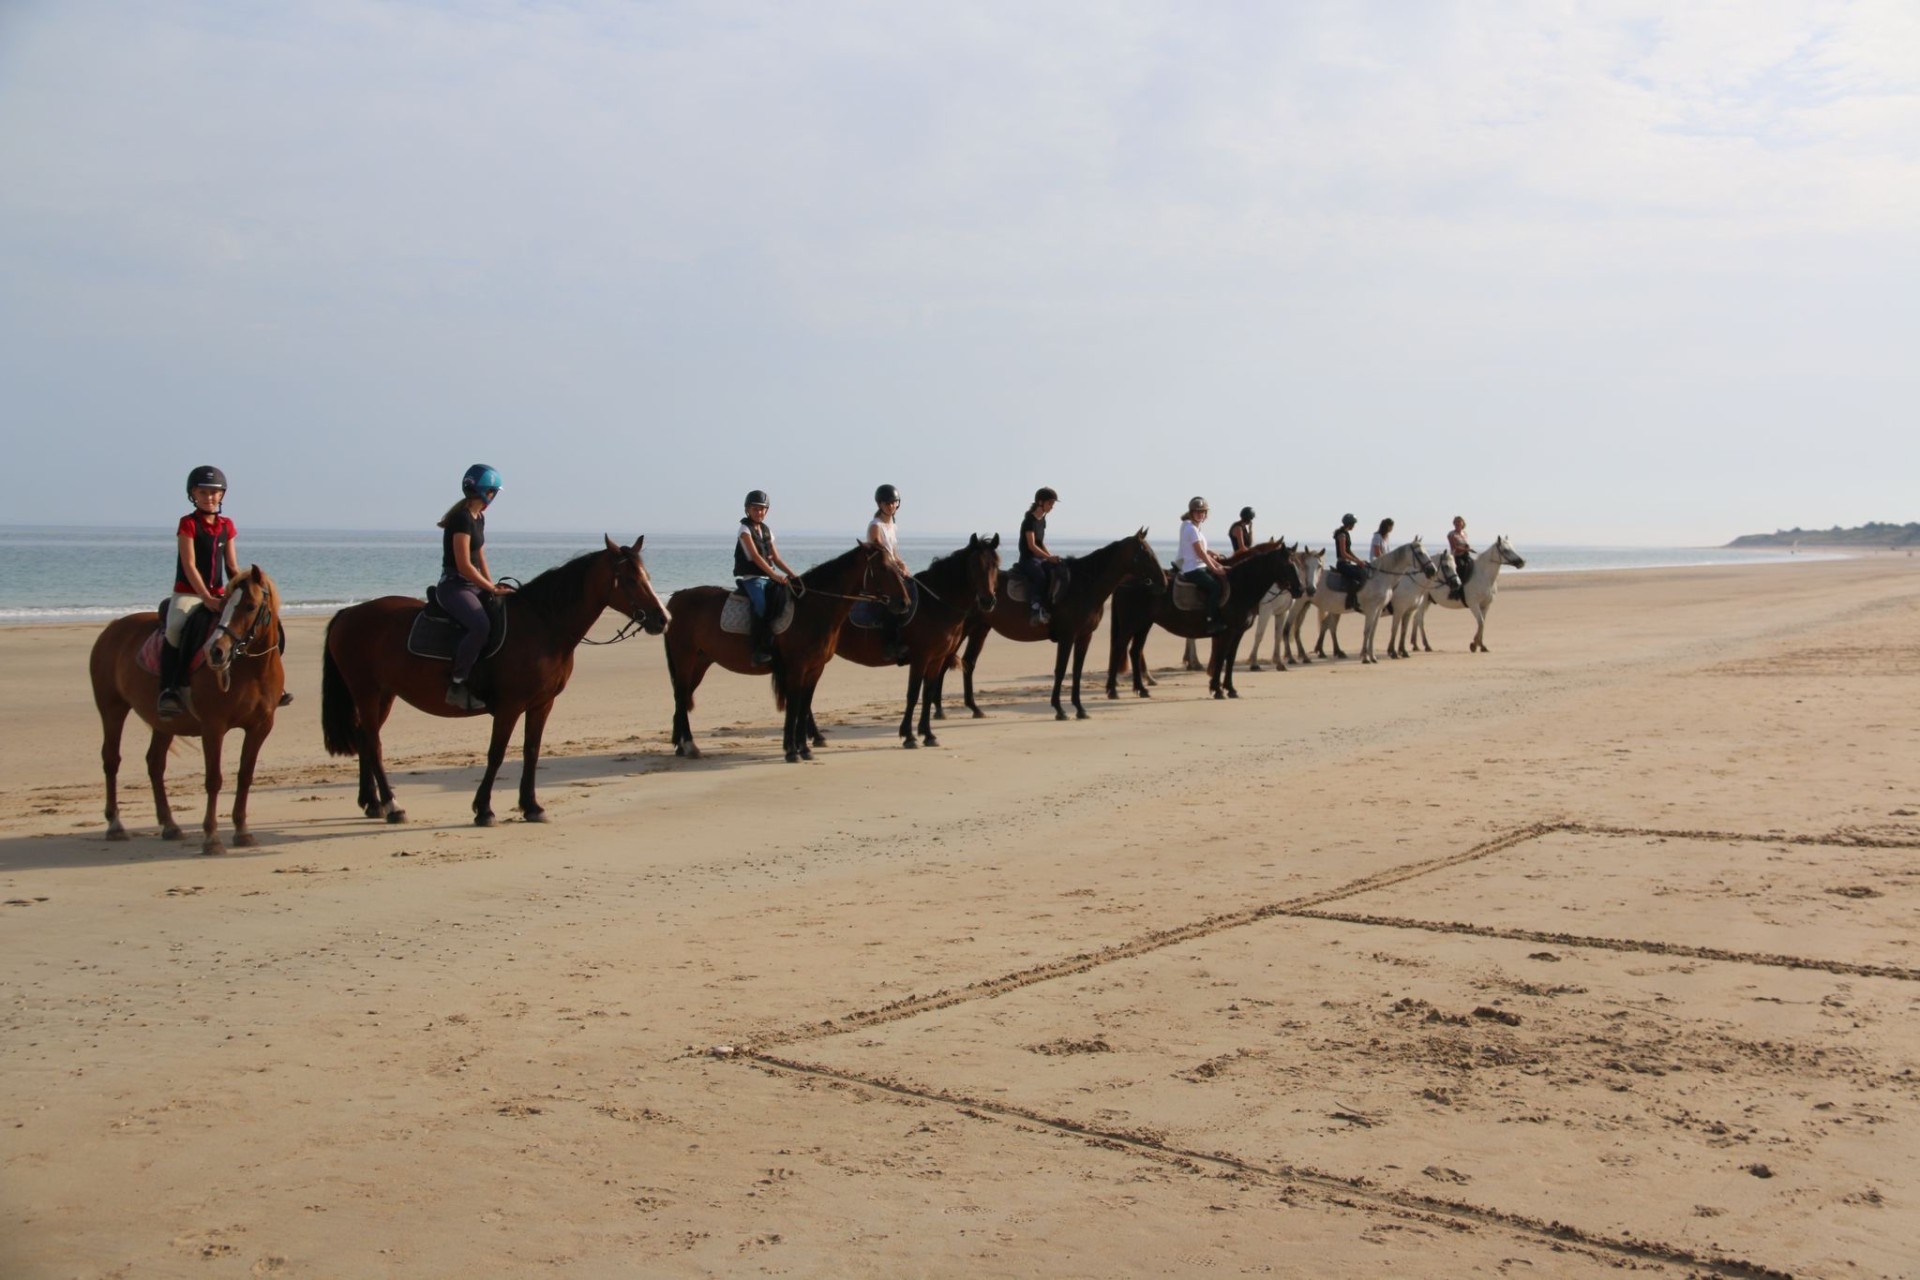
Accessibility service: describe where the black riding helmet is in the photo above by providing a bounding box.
[1240,507,1255,520]
[875,484,900,505]
[187,465,228,494]
[1034,486,1059,504]
[744,490,770,508]
[1341,513,1357,527]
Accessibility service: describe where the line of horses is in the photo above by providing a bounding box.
[87,529,1524,852]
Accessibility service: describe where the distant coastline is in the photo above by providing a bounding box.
[1727,522,1919,549]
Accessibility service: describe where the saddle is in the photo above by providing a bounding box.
[1169,569,1232,614]
[406,586,509,662]
[1005,564,1070,605]
[1329,564,1372,595]
[720,591,796,637]
[136,600,218,677]
[847,580,919,631]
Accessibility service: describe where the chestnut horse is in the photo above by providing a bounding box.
[831,533,1000,748]
[321,537,667,826]
[1107,538,1302,701]
[89,566,287,854]
[664,542,910,763]
[950,530,1167,721]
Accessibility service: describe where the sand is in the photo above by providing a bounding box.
[3,556,1918,1278]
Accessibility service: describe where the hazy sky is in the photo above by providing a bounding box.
[2,1,1915,545]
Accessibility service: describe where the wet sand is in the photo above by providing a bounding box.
[3,556,1918,1277]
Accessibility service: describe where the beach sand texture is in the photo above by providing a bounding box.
[3,557,1919,1278]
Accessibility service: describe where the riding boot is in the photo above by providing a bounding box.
[156,640,186,718]
[446,677,487,712]
[1346,591,1361,612]
[883,622,909,665]
[750,613,775,667]
[1448,586,1464,602]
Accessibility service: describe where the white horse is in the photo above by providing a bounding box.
[1247,546,1324,671]
[1411,534,1526,653]
[1310,538,1436,664]
[1385,552,1456,659]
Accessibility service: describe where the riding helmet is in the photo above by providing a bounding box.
[186,465,228,494]
[875,484,901,505]
[744,489,770,508]
[462,464,503,500]
[1240,506,1255,521]
[1341,513,1357,527]
[1034,486,1059,504]
[1188,496,1209,513]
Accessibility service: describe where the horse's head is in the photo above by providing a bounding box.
[1294,546,1325,595]
[1408,535,1437,579]
[966,533,1001,613]
[860,542,913,616]
[1435,552,1461,588]
[206,565,277,693]
[1496,535,1525,569]
[606,535,670,634]
[1270,538,1303,598]
[1129,527,1169,594]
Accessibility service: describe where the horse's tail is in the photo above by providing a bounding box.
[320,621,361,757]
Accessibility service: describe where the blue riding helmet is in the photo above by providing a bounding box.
[462,464,503,503]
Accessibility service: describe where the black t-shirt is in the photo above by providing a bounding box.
[734,518,775,579]
[442,508,484,579]
[1019,511,1048,562]
[1333,527,1353,560]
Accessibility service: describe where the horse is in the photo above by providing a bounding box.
[665,542,910,763]
[1411,534,1527,653]
[1384,552,1457,658]
[1308,538,1437,664]
[950,530,1167,721]
[830,534,999,748]
[1247,545,1324,672]
[322,537,667,826]
[89,566,287,855]
[1108,539,1301,700]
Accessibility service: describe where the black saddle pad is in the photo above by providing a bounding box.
[1331,566,1371,594]
[407,586,508,662]
[1007,564,1069,604]
[848,580,919,631]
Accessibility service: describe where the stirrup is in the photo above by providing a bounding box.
[446,682,487,712]
[157,689,186,719]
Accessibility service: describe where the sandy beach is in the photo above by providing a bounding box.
[4,556,1919,1278]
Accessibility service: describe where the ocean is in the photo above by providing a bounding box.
[0,526,1845,626]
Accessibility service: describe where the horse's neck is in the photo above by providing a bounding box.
[1231,553,1279,595]
[1077,540,1135,592]
[916,552,970,599]
[529,557,614,645]
[1379,545,1420,573]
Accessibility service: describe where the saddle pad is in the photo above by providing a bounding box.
[136,629,212,677]
[848,581,919,631]
[406,606,510,662]
[720,593,795,637]
[1170,578,1232,613]
[1005,566,1069,605]
[136,601,216,676]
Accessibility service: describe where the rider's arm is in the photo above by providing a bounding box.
[452,534,497,593]
[222,528,241,583]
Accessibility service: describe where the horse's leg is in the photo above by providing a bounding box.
[1050,639,1071,721]
[900,667,922,747]
[1329,613,1347,659]
[671,656,709,759]
[229,721,266,848]
[197,729,226,855]
[99,697,131,841]
[1069,633,1092,720]
[926,665,949,732]
[145,728,182,840]
[1474,599,1492,652]
[1219,632,1240,698]
[356,693,404,822]
[472,710,520,825]
[808,705,826,748]
[799,678,818,761]
[1105,620,1126,700]
[517,699,554,821]
[1360,608,1377,664]
[1182,637,1201,672]
[961,626,989,718]
[1130,629,1151,698]
[1247,608,1268,672]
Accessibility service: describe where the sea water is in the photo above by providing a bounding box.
[0,526,1844,625]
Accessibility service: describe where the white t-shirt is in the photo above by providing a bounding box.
[1370,532,1388,560]
[1177,519,1210,574]
[867,518,898,558]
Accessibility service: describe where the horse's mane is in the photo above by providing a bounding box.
[1059,531,1141,568]
[798,543,867,587]
[918,537,993,587]
[509,549,604,618]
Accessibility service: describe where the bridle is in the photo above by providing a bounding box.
[581,549,666,646]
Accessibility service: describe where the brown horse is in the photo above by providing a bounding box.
[321,536,667,826]
[951,529,1167,721]
[88,566,287,855]
[1107,538,1301,701]
[665,542,910,763]
[830,533,1000,748]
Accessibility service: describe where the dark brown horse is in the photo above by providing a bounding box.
[1107,538,1301,701]
[321,537,667,826]
[830,533,1000,748]
[89,566,287,854]
[950,529,1167,721]
[665,542,910,763]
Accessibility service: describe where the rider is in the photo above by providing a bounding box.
[438,464,514,711]
[1370,517,1394,562]
[736,489,800,666]
[1019,487,1063,628]
[1447,515,1475,598]
[1177,497,1229,633]
[1333,512,1369,611]
[158,465,240,718]
[865,484,911,663]
[1228,506,1256,558]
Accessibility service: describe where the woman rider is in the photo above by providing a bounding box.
[1228,506,1256,557]
[1370,517,1395,562]
[865,484,911,663]
[736,490,800,666]
[1447,515,1475,597]
[1176,497,1229,632]
[1019,487,1062,627]
[1333,512,1368,610]
[438,464,514,711]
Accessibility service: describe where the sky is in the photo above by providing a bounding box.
[1,1,1915,545]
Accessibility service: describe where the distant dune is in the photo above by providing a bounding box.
[1728,521,1920,548]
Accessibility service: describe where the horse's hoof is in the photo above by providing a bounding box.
[1138,689,1151,699]
[1227,689,1238,699]
[232,831,257,848]
[799,747,813,761]
[161,825,183,841]
[1247,664,1262,672]
[1212,689,1225,700]
[473,812,494,828]
[902,737,918,750]
[922,734,939,748]
[932,707,946,721]
[784,751,800,763]
[363,802,383,819]
[201,841,225,857]
[385,808,407,824]
[1075,708,1089,721]
[969,708,985,720]
[522,808,548,824]
[1054,709,1068,721]
[1106,690,1118,700]
[106,826,129,842]
[810,735,826,747]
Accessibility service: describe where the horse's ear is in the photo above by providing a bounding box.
[604,535,619,554]
[990,532,1000,548]
[632,535,645,552]
[967,533,979,548]
[248,564,264,584]
[1136,526,1149,539]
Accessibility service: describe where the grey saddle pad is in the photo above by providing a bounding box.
[1005,567,1069,605]
[1170,576,1232,613]
[720,593,796,636]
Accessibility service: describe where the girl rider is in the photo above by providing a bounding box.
[1176,497,1229,633]
[1019,487,1062,627]
[865,484,911,663]
[438,464,514,711]
[158,465,240,718]
[736,490,800,666]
